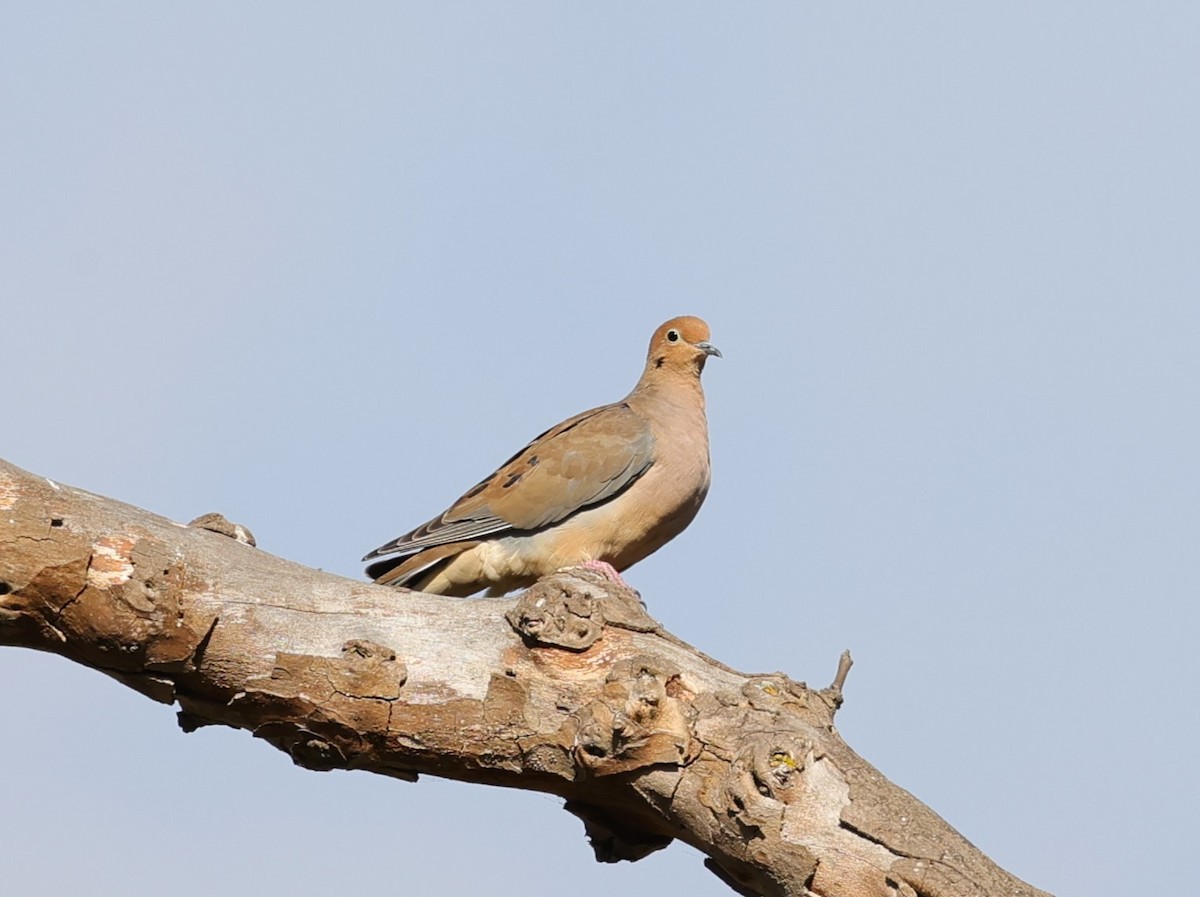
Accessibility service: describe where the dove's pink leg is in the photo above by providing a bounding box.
[579,559,631,587]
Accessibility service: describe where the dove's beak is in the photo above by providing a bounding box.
[696,341,722,358]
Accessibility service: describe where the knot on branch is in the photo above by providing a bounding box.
[700,734,822,848]
[703,739,786,840]
[505,570,658,651]
[568,656,693,777]
[290,731,348,771]
[739,738,817,802]
[187,512,257,546]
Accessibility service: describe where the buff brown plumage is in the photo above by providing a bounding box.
[363,316,719,596]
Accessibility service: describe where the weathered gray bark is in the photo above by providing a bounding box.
[0,458,1050,897]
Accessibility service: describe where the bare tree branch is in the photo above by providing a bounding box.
[0,459,1051,897]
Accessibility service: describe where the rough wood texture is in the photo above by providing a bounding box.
[0,459,1050,897]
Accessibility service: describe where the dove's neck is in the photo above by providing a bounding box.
[627,367,708,420]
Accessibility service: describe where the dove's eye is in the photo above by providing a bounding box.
[666,329,680,342]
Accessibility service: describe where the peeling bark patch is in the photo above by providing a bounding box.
[342,638,396,662]
[334,639,407,699]
[250,647,406,703]
[483,672,530,728]
[780,758,902,896]
[86,536,136,588]
[0,471,17,510]
[781,758,849,838]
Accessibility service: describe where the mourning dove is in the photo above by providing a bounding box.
[363,316,720,597]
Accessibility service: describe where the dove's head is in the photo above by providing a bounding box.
[645,316,721,377]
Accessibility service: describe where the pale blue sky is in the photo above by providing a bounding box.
[3,5,1198,895]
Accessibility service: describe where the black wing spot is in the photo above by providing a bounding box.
[528,455,539,466]
[502,471,524,489]
[462,479,489,500]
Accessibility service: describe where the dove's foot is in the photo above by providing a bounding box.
[578,559,632,587]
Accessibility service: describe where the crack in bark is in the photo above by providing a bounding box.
[188,616,219,669]
[838,817,910,859]
[214,598,383,617]
[50,555,92,629]
[837,817,981,897]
